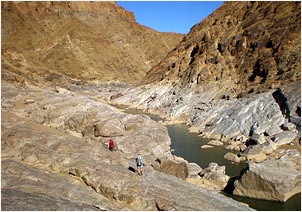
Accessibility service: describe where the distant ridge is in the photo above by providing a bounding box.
[1,1,183,84]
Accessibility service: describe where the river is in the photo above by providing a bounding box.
[166,124,301,211]
[120,106,301,211]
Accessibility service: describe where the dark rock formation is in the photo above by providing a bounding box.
[144,2,300,97]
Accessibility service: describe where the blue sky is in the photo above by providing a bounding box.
[117,1,223,34]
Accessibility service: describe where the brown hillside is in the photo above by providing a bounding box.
[144,2,301,96]
[1,1,183,84]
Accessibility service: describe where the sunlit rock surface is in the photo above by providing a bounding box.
[233,149,301,202]
[1,84,253,211]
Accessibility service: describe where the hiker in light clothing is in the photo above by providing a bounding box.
[136,153,143,176]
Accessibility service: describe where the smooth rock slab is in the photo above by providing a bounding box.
[94,118,126,137]
[191,91,285,139]
[1,84,254,211]
[1,160,120,211]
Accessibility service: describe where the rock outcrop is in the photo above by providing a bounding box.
[110,80,300,141]
[1,83,253,211]
[187,162,230,191]
[144,2,300,97]
[105,1,301,203]
[1,1,183,84]
[2,0,300,208]
[233,149,301,202]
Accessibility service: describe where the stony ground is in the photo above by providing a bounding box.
[1,82,254,211]
[87,79,301,203]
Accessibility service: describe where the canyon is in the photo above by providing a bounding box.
[1,1,301,210]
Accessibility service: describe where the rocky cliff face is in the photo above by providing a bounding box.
[1,1,183,84]
[144,1,300,97]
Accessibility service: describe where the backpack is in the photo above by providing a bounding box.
[136,155,142,166]
[109,139,114,149]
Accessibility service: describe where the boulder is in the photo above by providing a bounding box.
[273,131,298,146]
[94,119,125,137]
[245,145,267,163]
[281,122,297,131]
[239,143,247,152]
[224,152,241,163]
[152,157,188,180]
[197,163,230,190]
[259,140,277,155]
[225,142,240,151]
[249,133,266,145]
[201,145,214,149]
[186,162,203,177]
[233,149,301,202]
[208,139,224,146]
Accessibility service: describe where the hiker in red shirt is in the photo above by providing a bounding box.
[108,139,114,151]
